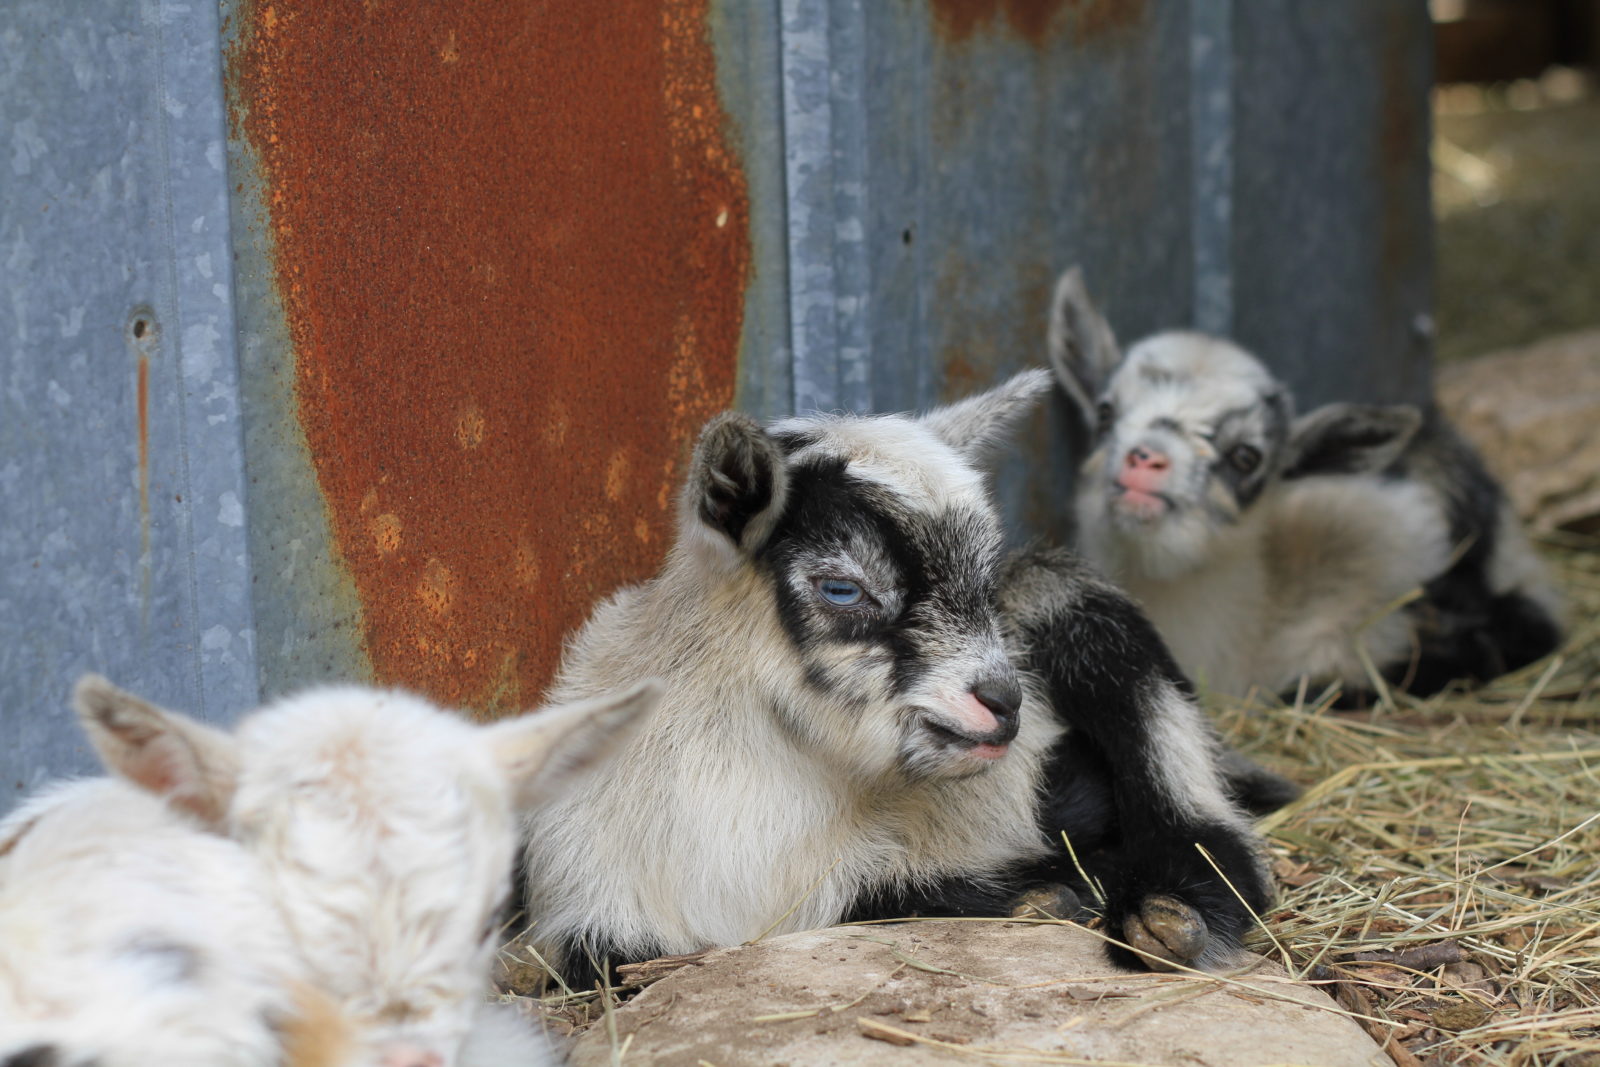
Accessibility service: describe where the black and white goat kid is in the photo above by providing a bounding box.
[1048,266,1565,701]
[521,371,1278,985]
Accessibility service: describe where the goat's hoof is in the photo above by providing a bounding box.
[1124,894,1207,970]
[1010,883,1081,920]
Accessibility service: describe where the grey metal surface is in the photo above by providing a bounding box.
[780,0,875,416]
[1191,0,1235,337]
[775,0,1434,542]
[779,1,1203,542]
[1,0,258,807]
[1233,1,1435,407]
[218,0,371,704]
[713,0,796,422]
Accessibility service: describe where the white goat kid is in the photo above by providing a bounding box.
[0,778,304,1067]
[1048,266,1564,701]
[524,372,1279,985]
[0,677,658,1067]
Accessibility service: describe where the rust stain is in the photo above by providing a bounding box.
[127,309,158,618]
[136,350,151,613]
[229,0,750,715]
[929,0,1142,46]
[136,354,149,528]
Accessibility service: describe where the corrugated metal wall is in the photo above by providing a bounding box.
[0,0,1433,809]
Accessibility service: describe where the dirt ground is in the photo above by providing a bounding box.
[1434,69,1600,363]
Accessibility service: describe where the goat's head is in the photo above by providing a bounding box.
[72,676,658,1066]
[1048,267,1424,578]
[676,370,1051,780]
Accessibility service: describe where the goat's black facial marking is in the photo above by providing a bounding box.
[762,458,905,646]
[1094,400,1115,438]
[770,427,819,455]
[759,451,1009,751]
[1208,392,1291,510]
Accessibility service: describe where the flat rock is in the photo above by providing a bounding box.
[568,922,1391,1067]
[1437,328,1600,533]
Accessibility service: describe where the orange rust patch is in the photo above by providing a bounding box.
[372,513,402,555]
[229,0,749,713]
[454,404,486,451]
[929,0,1143,45]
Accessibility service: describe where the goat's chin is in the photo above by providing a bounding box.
[899,733,1009,780]
[1090,499,1220,582]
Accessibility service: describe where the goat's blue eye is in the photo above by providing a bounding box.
[817,579,865,606]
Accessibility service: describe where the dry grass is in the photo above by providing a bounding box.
[1217,534,1600,1067]
[500,536,1600,1065]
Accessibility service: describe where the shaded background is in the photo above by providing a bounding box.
[0,0,1451,807]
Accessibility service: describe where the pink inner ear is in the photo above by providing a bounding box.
[133,749,182,794]
[127,740,197,806]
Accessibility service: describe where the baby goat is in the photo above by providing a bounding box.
[1048,267,1564,701]
[522,371,1280,986]
[1,678,658,1067]
[0,777,304,1066]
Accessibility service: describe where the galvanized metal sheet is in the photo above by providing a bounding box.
[0,0,257,807]
[778,0,1433,545]
[712,1,795,422]
[780,0,1197,542]
[1232,1,1435,407]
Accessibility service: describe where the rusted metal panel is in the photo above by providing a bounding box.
[223,0,752,714]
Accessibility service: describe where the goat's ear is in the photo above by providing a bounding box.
[1047,267,1123,429]
[685,412,789,554]
[73,675,240,827]
[1281,403,1422,479]
[488,680,662,807]
[921,368,1052,463]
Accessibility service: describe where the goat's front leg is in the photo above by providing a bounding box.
[1007,559,1272,970]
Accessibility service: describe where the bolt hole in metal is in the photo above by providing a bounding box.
[126,306,157,347]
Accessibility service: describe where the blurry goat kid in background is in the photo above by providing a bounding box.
[1048,266,1564,703]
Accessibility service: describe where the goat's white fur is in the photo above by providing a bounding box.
[1080,470,1454,696]
[0,677,657,1067]
[0,778,302,1066]
[524,392,1063,966]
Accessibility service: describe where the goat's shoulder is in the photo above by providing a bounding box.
[1000,544,1185,691]
[999,544,1123,622]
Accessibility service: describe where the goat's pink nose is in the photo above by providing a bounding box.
[1124,446,1169,472]
[380,1047,443,1067]
[955,692,1000,735]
